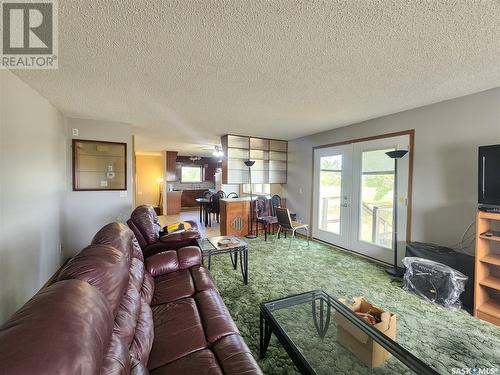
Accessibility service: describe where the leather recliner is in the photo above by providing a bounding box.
[127,205,201,258]
[0,222,262,375]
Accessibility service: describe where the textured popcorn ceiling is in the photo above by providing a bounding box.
[14,0,500,154]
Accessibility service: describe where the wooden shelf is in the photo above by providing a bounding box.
[477,300,500,318]
[222,134,287,184]
[474,210,500,326]
[479,234,500,242]
[478,211,500,220]
[479,276,500,290]
[480,254,500,266]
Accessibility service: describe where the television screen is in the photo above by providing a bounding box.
[479,144,500,209]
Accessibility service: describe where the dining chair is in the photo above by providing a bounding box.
[206,190,225,226]
[275,207,309,249]
[271,194,297,221]
[226,192,239,198]
[255,196,277,241]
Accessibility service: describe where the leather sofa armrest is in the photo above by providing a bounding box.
[177,246,202,269]
[145,250,179,277]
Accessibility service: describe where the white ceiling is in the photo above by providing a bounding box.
[15,1,500,155]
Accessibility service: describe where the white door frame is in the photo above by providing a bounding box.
[311,131,414,266]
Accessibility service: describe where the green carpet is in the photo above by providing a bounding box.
[207,236,500,375]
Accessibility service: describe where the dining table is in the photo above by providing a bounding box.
[195,197,210,227]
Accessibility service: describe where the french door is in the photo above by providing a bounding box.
[312,135,410,265]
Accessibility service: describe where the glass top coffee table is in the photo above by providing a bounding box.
[197,236,248,284]
[260,290,439,375]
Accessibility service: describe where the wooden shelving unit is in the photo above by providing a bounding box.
[474,211,500,326]
[221,135,288,184]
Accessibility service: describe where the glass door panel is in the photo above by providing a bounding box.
[313,145,351,248]
[318,155,342,234]
[351,136,409,265]
[359,148,395,248]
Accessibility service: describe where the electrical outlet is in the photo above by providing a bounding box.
[72,128,78,136]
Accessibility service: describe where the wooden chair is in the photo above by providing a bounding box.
[255,196,277,241]
[271,194,297,221]
[275,207,309,249]
[206,192,222,227]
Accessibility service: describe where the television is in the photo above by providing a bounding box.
[479,144,500,211]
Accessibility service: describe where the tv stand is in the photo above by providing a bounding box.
[474,211,500,326]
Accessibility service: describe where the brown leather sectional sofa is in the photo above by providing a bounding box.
[0,222,262,375]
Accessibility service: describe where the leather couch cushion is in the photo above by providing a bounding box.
[177,246,202,269]
[141,272,155,305]
[146,250,179,277]
[131,237,145,262]
[92,222,135,261]
[130,257,146,292]
[57,244,129,317]
[128,219,148,250]
[195,289,239,343]
[130,205,161,245]
[0,280,113,375]
[131,357,150,375]
[130,299,154,367]
[152,269,195,306]
[148,299,206,370]
[190,266,217,292]
[159,231,200,244]
[100,334,131,375]
[114,281,141,347]
[150,349,223,375]
[212,335,263,375]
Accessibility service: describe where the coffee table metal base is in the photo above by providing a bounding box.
[198,237,248,285]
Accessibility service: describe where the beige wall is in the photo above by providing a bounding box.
[135,154,164,207]
[0,71,66,323]
[284,88,500,251]
[65,118,133,254]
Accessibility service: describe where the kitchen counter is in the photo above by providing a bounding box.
[181,189,207,208]
[166,191,182,215]
[220,196,270,203]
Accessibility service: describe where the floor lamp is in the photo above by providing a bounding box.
[156,177,164,214]
[244,160,257,239]
[385,149,408,277]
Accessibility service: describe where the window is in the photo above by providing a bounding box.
[242,183,271,195]
[181,166,202,183]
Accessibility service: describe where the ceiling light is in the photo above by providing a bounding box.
[213,145,224,157]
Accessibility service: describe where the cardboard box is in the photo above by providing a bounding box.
[335,297,397,369]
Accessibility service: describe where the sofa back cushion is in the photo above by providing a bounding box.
[130,298,154,366]
[0,279,113,375]
[128,205,161,246]
[100,334,131,375]
[93,222,144,262]
[57,244,129,317]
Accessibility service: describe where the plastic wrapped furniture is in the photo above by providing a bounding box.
[402,257,468,309]
[406,242,474,311]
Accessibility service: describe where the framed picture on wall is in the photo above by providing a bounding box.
[72,139,127,191]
